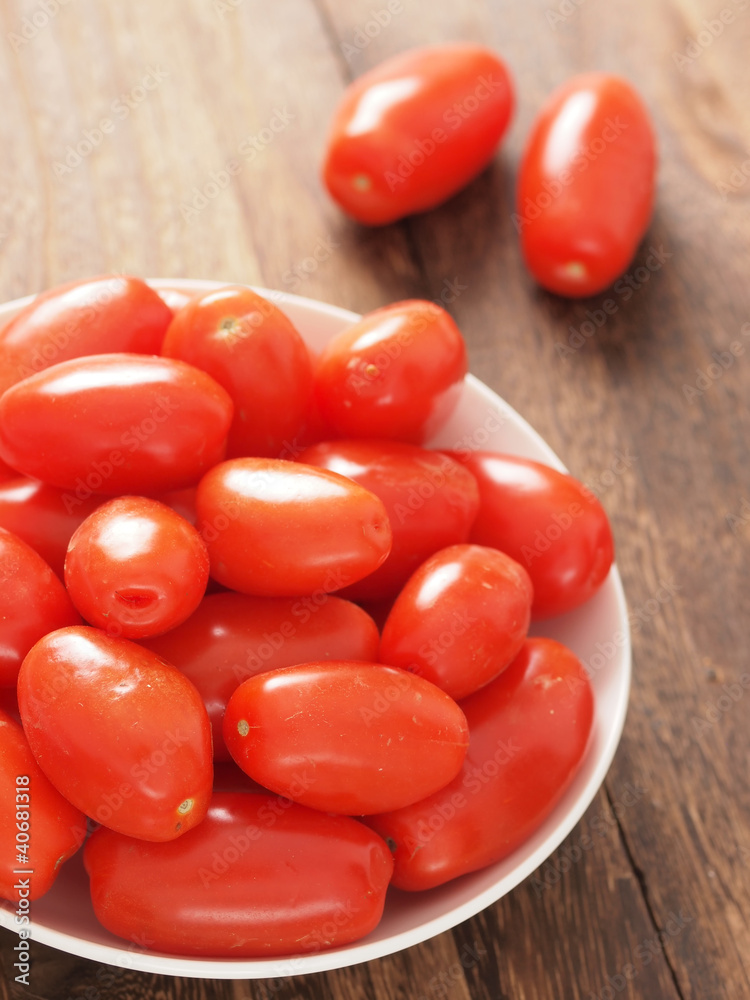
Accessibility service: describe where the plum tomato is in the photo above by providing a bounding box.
[314,300,467,444]
[84,792,393,956]
[141,592,380,761]
[195,458,392,596]
[380,544,533,700]
[0,353,233,495]
[447,451,614,619]
[223,661,469,815]
[0,477,103,578]
[296,440,480,601]
[0,275,172,385]
[162,286,313,458]
[64,496,210,640]
[323,44,514,225]
[367,638,595,890]
[1,708,86,902]
[516,73,656,297]
[0,528,80,687]
[17,626,213,841]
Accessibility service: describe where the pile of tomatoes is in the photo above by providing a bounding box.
[0,275,614,957]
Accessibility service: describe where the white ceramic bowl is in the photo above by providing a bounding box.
[0,280,631,979]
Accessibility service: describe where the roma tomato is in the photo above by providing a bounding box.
[447,451,614,619]
[156,286,196,314]
[64,497,210,639]
[517,73,656,297]
[380,544,532,700]
[141,592,380,761]
[0,354,233,495]
[196,458,392,596]
[224,661,469,815]
[162,286,313,458]
[323,44,514,225]
[0,275,172,383]
[84,792,393,956]
[0,477,102,578]
[0,528,80,687]
[367,638,594,890]
[314,301,467,443]
[1,709,86,902]
[297,441,480,601]
[17,627,213,841]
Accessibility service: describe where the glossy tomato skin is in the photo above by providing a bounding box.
[141,592,380,761]
[196,458,392,596]
[0,477,103,578]
[380,544,533,700]
[367,638,594,889]
[323,44,514,225]
[517,73,656,297]
[0,528,80,687]
[64,497,210,639]
[0,353,233,495]
[297,441,480,601]
[447,451,614,619]
[0,709,87,902]
[162,286,313,459]
[224,661,469,815]
[314,301,467,444]
[84,792,393,956]
[17,627,213,841]
[0,275,172,384]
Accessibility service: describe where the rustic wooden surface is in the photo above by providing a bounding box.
[1,0,749,997]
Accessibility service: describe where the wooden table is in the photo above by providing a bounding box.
[1,1,749,998]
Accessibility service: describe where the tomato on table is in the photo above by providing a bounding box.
[64,496,210,639]
[380,544,533,700]
[447,451,614,619]
[0,528,80,687]
[84,792,393,956]
[141,592,380,760]
[516,73,656,297]
[0,353,233,495]
[196,458,392,596]
[367,638,595,890]
[314,300,467,444]
[224,661,469,815]
[17,627,213,842]
[1,708,87,902]
[297,440,480,601]
[162,286,313,458]
[323,44,514,225]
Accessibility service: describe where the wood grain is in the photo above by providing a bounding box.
[1,0,749,998]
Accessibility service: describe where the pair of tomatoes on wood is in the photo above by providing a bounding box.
[0,276,610,956]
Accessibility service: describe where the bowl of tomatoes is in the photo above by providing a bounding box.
[0,278,630,979]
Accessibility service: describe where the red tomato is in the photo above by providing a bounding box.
[155,287,195,314]
[17,627,213,841]
[0,477,103,578]
[84,792,393,956]
[0,354,233,495]
[367,638,594,889]
[380,544,532,700]
[141,592,380,760]
[157,486,198,525]
[1,709,87,902]
[516,73,656,297]
[224,661,469,815]
[323,44,514,225]
[447,451,614,619]
[297,441,480,601]
[314,301,467,443]
[65,497,210,639]
[162,286,313,458]
[196,458,392,596]
[0,528,80,687]
[0,275,172,384]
